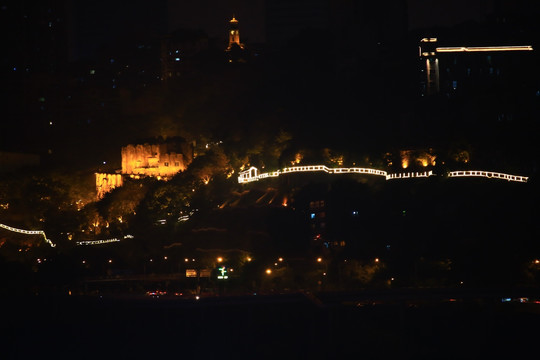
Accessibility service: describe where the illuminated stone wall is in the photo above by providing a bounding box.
[121,142,192,178]
[95,140,193,199]
[95,173,123,199]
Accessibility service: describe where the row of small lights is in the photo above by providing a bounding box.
[0,223,138,248]
[238,166,528,184]
[76,235,134,246]
[0,223,55,247]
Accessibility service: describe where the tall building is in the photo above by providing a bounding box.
[265,0,328,53]
[414,27,539,172]
[161,28,208,80]
[226,16,243,51]
[419,37,534,98]
[96,137,193,199]
[225,16,246,63]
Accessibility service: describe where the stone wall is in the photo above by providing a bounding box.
[121,142,192,178]
[95,173,123,199]
[96,139,193,198]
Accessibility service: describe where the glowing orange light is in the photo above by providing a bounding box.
[401,159,409,169]
[217,257,223,263]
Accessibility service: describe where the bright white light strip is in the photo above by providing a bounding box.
[386,171,433,180]
[76,234,133,246]
[239,166,528,184]
[448,170,528,182]
[76,239,120,246]
[436,45,533,53]
[239,166,387,183]
[0,223,56,247]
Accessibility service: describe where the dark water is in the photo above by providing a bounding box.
[1,292,538,360]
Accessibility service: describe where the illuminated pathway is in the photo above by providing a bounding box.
[0,222,135,247]
[0,223,56,247]
[238,166,528,184]
[76,235,134,246]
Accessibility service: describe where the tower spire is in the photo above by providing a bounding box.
[227,15,243,51]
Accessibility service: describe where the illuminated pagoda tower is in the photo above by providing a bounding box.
[227,15,244,50]
[226,15,246,62]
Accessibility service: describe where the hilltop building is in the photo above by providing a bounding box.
[96,138,193,199]
[225,16,246,63]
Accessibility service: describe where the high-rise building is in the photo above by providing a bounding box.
[419,37,534,98]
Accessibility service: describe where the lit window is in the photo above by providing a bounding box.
[310,213,316,219]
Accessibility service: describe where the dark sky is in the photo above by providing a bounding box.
[167,0,265,43]
[69,0,523,60]
[70,0,265,60]
[407,0,493,29]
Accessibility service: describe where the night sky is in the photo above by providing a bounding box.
[69,0,266,60]
[68,0,511,61]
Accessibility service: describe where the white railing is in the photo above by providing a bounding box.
[386,171,433,180]
[448,170,528,183]
[0,223,56,247]
[239,166,528,184]
[76,234,134,246]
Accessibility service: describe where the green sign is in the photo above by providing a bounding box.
[217,266,229,280]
